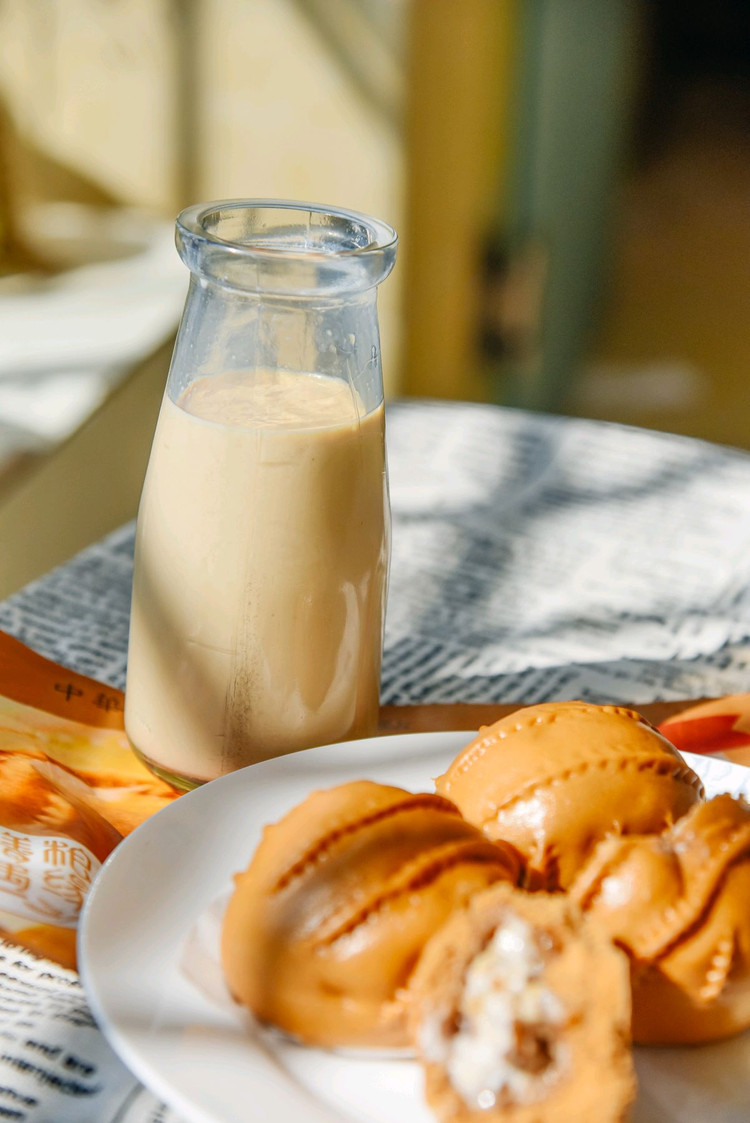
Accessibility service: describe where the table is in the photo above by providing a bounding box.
[2,399,750,1121]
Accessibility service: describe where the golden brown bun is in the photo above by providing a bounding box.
[571,793,750,1044]
[409,883,634,1123]
[220,780,521,1049]
[436,701,703,889]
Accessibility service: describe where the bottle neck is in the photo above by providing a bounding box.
[167,275,384,414]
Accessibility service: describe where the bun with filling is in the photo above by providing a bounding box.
[409,882,635,1123]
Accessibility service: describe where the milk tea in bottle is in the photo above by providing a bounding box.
[124,201,397,788]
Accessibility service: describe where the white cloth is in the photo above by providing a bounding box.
[0,206,185,457]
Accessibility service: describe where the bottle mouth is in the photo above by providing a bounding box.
[176,199,398,297]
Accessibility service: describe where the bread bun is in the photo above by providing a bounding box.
[571,793,750,1044]
[436,702,703,889]
[221,779,521,1048]
[409,882,634,1122]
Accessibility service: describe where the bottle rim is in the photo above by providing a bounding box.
[175,198,398,296]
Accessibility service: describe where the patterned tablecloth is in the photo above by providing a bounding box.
[4,399,750,706]
[2,399,750,1121]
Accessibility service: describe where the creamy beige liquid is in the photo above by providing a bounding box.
[124,370,389,785]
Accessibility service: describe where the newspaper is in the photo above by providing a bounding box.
[0,399,749,1119]
[0,943,160,1122]
[2,402,750,708]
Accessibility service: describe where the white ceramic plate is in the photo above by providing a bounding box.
[79,733,750,1123]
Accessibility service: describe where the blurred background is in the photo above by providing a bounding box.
[0,0,749,596]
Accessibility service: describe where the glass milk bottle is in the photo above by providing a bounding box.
[124,200,397,789]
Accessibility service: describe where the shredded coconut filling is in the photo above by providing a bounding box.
[424,913,566,1111]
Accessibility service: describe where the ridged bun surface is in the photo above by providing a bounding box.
[436,701,703,889]
[571,793,750,1044]
[220,779,521,1048]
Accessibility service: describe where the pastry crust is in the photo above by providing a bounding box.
[571,793,750,1044]
[220,780,521,1048]
[436,702,703,889]
[409,883,634,1123]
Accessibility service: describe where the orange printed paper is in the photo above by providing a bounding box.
[659,694,750,768]
[0,631,178,968]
